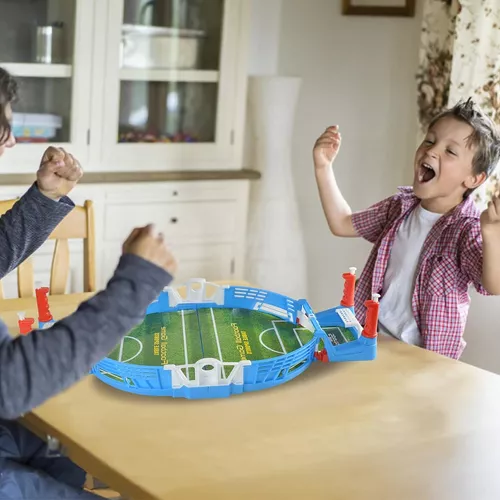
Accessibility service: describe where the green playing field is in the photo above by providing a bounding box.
[107,308,356,368]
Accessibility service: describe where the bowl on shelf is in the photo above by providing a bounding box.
[12,112,62,141]
[120,24,205,70]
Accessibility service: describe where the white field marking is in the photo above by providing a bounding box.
[337,327,348,343]
[272,320,307,350]
[272,319,302,348]
[181,310,189,366]
[318,327,350,344]
[293,325,341,344]
[292,329,304,346]
[210,308,223,362]
[121,336,144,363]
[273,320,305,349]
[272,321,287,354]
[117,337,125,362]
[259,329,285,355]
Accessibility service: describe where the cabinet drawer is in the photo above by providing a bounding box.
[103,201,237,243]
[104,181,243,203]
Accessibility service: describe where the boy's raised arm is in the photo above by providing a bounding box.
[313,126,357,237]
[480,192,500,295]
[313,126,398,244]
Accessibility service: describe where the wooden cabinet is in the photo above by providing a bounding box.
[0,0,250,172]
[0,1,255,291]
[0,180,250,297]
[99,180,250,287]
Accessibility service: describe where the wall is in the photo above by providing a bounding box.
[247,0,282,76]
[276,0,422,310]
[243,0,283,167]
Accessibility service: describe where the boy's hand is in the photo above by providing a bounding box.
[122,224,177,275]
[481,191,500,236]
[37,147,83,200]
[313,126,341,170]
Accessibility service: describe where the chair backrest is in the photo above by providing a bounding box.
[0,198,96,298]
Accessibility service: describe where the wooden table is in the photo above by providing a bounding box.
[1,291,500,499]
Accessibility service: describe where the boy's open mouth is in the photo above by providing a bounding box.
[418,162,436,183]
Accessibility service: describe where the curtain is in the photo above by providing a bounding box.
[416,0,500,207]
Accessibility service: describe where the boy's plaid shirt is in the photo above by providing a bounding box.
[351,186,488,359]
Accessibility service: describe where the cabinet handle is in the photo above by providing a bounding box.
[170,217,178,224]
[172,191,178,196]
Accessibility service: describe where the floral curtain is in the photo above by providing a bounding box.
[416,0,500,207]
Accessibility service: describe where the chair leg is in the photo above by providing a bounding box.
[84,488,123,499]
[84,475,123,499]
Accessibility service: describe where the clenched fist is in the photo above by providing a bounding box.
[122,224,177,276]
[481,191,500,234]
[37,147,83,200]
[313,125,342,171]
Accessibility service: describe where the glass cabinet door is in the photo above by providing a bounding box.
[100,0,245,170]
[0,0,93,171]
[119,0,223,144]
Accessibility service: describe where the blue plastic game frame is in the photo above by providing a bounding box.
[91,270,379,399]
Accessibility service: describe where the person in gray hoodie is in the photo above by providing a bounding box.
[0,67,177,498]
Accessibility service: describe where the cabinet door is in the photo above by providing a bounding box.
[102,241,234,288]
[93,0,249,171]
[0,0,94,172]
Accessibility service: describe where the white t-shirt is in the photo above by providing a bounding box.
[378,204,442,346]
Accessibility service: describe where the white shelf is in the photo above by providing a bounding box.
[119,68,219,83]
[0,63,72,79]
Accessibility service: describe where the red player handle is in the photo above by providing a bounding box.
[36,287,53,322]
[340,267,357,308]
[17,313,35,335]
[362,293,380,339]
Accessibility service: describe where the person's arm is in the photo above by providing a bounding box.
[314,167,356,237]
[0,183,73,278]
[0,226,176,420]
[0,146,83,279]
[478,193,500,295]
[313,126,357,236]
[313,126,394,243]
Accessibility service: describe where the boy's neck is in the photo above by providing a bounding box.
[419,194,464,214]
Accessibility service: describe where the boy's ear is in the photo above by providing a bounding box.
[464,171,487,190]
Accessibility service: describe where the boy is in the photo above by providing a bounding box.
[0,67,177,497]
[313,98,500,359]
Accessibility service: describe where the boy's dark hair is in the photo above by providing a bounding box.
[429,98,500,192]
[0,67,18,145]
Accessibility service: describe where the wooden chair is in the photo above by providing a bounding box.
[0,199,96,298]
